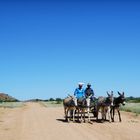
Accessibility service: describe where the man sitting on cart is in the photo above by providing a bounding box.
[74,82,85,104]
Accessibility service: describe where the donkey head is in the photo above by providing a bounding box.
[68,94,78,106]
[118,92,125,105]
[106,91,114,106]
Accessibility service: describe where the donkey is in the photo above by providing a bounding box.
[110,92,125,122]
[63,95,77,122]
[96,91,114,122]
[77,95,91,123]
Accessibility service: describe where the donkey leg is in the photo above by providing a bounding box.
[87,108,91,122]
[108,107,111,123]
[96,106,99,121]
[81,109,86,123]
[111,107,115,122]
[66,109,69,122]
[103,108,106,122]
[104,108,107,121]
[83,110,86,123]
[96,110,99,121]
[77,108,81,122]
[113,107,115,122]
[65,108,68,122]
[81,110,84,123]
[101,108,105,122]
[77,109,80,122]
[110,107,113,122]
[117,109,122,122]
[72,109,75,122]
[82,110,86,123]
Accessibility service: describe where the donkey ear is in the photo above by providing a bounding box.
[122,92,124,95]
[118,91,121,95]
[111,91,113,96]
[107,91,110,96]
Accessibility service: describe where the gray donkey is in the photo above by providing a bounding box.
[96,91,114,122]
[63,95,77,122]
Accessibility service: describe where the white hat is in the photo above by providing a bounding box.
[78,82,84,85]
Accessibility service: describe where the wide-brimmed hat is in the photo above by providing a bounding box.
[87,83,91,86]
[78,82,84,86]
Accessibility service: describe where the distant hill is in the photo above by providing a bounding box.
[0,93,19,102]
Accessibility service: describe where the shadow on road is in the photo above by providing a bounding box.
[56,119,68,123]
[56,118,102,124]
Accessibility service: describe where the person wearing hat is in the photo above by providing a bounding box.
[74,82,85,103]
[85,83,94,100]
[85,83,96,117]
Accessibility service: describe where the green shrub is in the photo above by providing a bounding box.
[40,101,63,107]
[55,98,62,104]
[0,102,24,108]
[121,103,140,114]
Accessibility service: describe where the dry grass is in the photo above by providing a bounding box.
[121,103,140,115]
[39,101,63,108]
[0,102,25,108]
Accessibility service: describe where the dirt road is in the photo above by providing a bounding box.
[0,102,140,140]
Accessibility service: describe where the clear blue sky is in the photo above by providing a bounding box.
[0,0,140,100]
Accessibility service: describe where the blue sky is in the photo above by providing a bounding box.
[0,0,140,100]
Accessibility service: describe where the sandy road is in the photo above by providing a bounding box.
[0,102,140,140]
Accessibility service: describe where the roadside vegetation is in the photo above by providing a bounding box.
[40,101,63,107]
[0,93,24,108]
[0,92,139,115]
[126,97,140,103]
[40,98,63,107]
[121,97,140,115]
[42,97,140,115]
[121,103,140,115]
[0,102,25,108]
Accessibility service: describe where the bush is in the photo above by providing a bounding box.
[121,103,140,114]
[49,98,55,101]
[126,97,140,103]
[56,98,62,104]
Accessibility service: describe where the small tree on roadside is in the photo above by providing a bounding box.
[49,98,55,101]
[56,98,62,104]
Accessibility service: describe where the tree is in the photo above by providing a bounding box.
[49,98,55,101]
[56,98,62,104]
